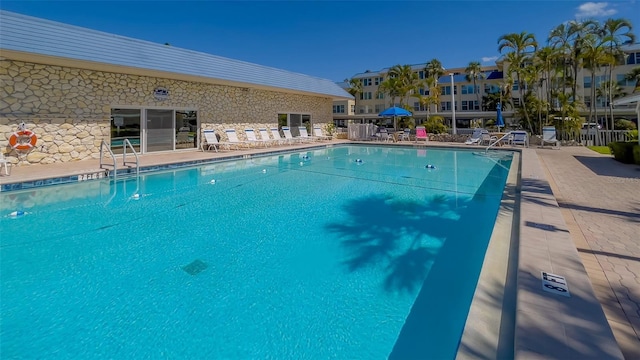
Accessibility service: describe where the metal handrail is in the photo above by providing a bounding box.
[99,140,117,180]
[122,138,140,178]
[485,131,513,153]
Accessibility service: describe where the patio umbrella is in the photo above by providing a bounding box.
[379,106,412,131]
[496,102,505,132]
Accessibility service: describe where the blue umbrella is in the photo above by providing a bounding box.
[379,106,412,130]
[496,102,505,131]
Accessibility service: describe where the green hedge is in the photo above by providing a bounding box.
[608,141,640,164]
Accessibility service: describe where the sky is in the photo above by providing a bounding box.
[1,1,639,82]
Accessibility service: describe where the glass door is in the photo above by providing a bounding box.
[146,109,174,152]
[111,109,141,155]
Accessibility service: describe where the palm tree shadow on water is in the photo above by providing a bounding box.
[324,162,510,359]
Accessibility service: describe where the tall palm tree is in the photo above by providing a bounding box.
[344,77,363,114]
[601,18,635,130]
[548,23,573,100]
[498,31,538,132]
[465,61,486,112]
[534,46,555,122]
[424,59,445,114]
[387,64,420,107]
[377,77,403,107]
[626,66,640,92]
[581,33,611,144]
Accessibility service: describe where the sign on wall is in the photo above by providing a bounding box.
[153,86,169,101]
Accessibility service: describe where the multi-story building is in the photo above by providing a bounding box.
[335,44,640,131]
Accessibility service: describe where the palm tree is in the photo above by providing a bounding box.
[581,33,611,145]
[601,18,635,130]
[387,64,420,107]
[344,77,363,114]
[548,23,573,100]
[377,77,404,108]
[626,66,640,92]
[498,32,538,132]
[424,59,445,115]
[465,61,486,112]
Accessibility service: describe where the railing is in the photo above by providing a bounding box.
[556,130,633,146]
[122,138,140,178]
[99,140,117,180]
[485,132,513,153]
[348,124,378,140]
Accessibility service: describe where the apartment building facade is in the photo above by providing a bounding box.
[335,44,640,130]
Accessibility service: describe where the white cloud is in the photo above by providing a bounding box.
[482,56,498,63]
[575,2,617,18]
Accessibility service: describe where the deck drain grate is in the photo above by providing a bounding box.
[182,259,208,275]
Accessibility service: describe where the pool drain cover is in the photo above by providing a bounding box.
[182,259,208,275]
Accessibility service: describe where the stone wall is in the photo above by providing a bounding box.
[0,58,333,166]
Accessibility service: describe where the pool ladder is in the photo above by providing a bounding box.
[99,139,140,181]
[484,132,513,153]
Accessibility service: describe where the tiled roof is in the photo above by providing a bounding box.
[0,10,352,100]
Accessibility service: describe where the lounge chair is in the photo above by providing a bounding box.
[224,129,252,149]
[201,130,220,152]
[313,126,332,140]
[282,126,305,143]
[511,131,528,147]
[298,126,318,142]
[415,126,428,143]
[0,153,9,175]
[270,127,290,145]
[245,128,269,147]
[465,128,484,145]
[376,128,391,142]
[540,126,560,149]
[480,130,498,146]
[259,128,279,147]
[399,128,411,142]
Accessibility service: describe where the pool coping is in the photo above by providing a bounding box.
[0,142,623,358]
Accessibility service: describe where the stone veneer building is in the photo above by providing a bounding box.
[0,11,352,166]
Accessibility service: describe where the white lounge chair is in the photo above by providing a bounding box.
[245,128,269,147]
[259,128,279,147]
[511,131,528,147]
[313,126,332,140]
[201,130,220,152]
[224,129,252,149]
[0,153,9,175]
[298,126,318,142]
[465,128,484,145]
[540,126,560,149]
[282,127,305,143]
[270,127,290,145]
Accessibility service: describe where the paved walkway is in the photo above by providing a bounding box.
[537,146,640,359]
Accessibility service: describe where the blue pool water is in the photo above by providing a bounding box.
[0,145,512,359]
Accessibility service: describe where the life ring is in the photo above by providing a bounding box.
[9,130,38,151]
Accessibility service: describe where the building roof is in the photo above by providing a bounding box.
[0,10,352,100]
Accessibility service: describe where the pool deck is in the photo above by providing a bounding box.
[1,141,639,359]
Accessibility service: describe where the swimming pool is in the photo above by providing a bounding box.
[0,145,513,359]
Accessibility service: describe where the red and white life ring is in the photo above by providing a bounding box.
[9,130,38,151]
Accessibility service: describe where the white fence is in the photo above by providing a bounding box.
[557,130,633,146]
[348,124,378,140]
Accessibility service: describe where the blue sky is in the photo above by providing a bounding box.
[1,1,639,82]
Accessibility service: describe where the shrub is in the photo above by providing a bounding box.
[424,115,447,134]
[634,144,640,165]
[608,141,637,164]
[614,119,637,130]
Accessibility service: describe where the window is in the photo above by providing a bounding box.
[584,76,592,89]
[626,52,640,65]
[461,85,475,94]
[441,86,451,95]
[374,76,383,85]
[350,104,355,113]
[584,96,591,108]
[512,80,519,91]
[360,92,372,100]
[512,98,520,106]
[419,70,425,79]
[375,104,385,113]
[333,105,345,113]
[440,101,451,111]
[376,92,384,99]
[462,101,469,110]
[617,74,634,86]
